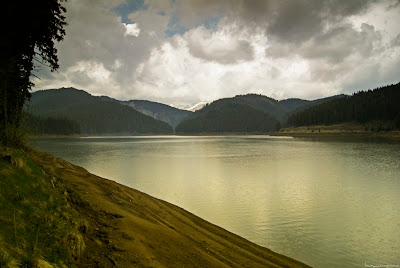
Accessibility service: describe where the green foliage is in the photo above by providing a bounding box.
[27,88,173,134]
[0,1,67,146]
[0,148,85,267]
[23,113,81,136]
[287,83,400,129]
[2,124,31,149]
[176,100,280,133]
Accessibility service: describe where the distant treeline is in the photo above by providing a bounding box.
[23,113,81,135]
[26,84,400,135]
[176,101,280,133]
[287,83,400,129]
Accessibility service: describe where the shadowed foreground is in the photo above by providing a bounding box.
[27,149,310,267]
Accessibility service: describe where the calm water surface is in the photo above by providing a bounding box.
[34,136,400,267]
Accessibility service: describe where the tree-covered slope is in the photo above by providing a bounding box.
[176,99,280,133]
[26,88,173,134]
[226,94,288,122]
[183,94,345,127]
[23,113,81,135]
[279,94,346,114]
[278,98,311,113]
[122,100,192,128]
[287,83,400,129]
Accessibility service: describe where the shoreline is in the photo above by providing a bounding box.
[272,124,400,140]
[25,148,310,267]
[271,131,400,139]
[35,131,400,140]
[34,132,275,138]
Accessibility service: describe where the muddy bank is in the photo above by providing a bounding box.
[27,149,310,267]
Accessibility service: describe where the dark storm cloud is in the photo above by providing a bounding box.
[264,1,324,43]
[235,0,372,43]
[303,23,380,62]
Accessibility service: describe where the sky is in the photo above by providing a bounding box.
[32,0,400,108]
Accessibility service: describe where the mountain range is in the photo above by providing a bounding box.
[175,99,281,134]
[25,87,349,135]
[175,94,345,133]
[26,88,173,135]
[121,100,192,128]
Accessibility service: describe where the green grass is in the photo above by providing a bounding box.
[0,148,85,267]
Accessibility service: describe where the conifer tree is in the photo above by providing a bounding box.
[0,0,67,146]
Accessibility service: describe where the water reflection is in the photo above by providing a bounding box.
[34,136,400,267]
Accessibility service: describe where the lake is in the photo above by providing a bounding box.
[33,136,400,267]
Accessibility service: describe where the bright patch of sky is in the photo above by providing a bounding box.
[123,23,140,36]
[165,15,188,37]
[114,0,145,23]
[165,15,220,37]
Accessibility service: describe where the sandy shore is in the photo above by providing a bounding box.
[27,149,310,267]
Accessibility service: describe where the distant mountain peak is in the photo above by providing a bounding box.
[187,102,208,112]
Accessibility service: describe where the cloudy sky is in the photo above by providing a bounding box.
[33,0,400,108]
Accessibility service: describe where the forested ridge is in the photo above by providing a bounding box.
[121,100,192,128]
[287,83,400,129]
[23,113,81,136]
[174,93,350,134]
[176,98,280,133]
[225,94,288,121]
[279,94,346,114]
[25,83,400,135]
[27,88,173,134]
[99,96,192,128]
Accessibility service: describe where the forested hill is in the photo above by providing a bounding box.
[99,97,192,128]
[23,113,81,136]
[224,94,288,122]
[26,88,173,134]
[287,83,400,129]
[181,93,345,125]
[279,94,346,113]
[122,100,192,128]
[175,98,281,134]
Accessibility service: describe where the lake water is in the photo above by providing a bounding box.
[34,136,400,267]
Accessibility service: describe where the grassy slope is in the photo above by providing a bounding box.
[1,148,310,268]
[0,148,86,267]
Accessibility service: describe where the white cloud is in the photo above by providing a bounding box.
[32,0,400,106]
[123,23,140,37]
[185,25,254,64]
